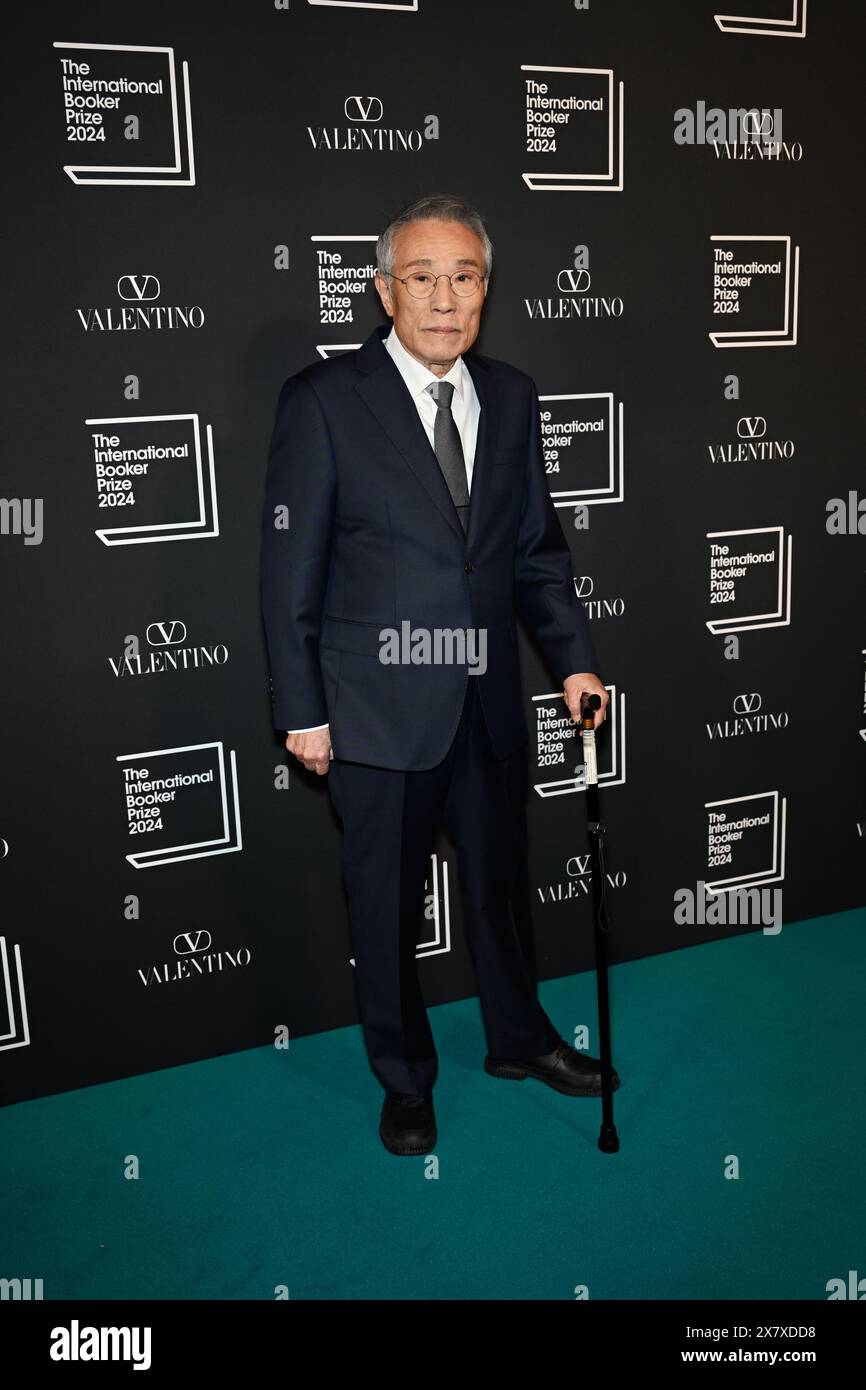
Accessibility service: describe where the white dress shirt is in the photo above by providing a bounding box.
[382,322,481,486]
[286,323,481,734]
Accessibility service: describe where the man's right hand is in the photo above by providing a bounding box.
[285,727,333,775]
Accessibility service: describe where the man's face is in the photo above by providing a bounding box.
[374,218,488,375]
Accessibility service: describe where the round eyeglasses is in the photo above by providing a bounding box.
[381,269,486,299]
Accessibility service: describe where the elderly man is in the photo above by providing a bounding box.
[261,193,618,1156]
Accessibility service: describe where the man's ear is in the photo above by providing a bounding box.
[374,271,393,316]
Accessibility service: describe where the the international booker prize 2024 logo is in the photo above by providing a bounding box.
[53,41,194,185]
[709,235,800,347]
[309,233,379,350]
[84,410,219,545]
[531,684,626,798]
[521,64,624,192]
[706,525,793,635]
[704,790,787,895]
[538,392,624,506]
[117,741,242,868]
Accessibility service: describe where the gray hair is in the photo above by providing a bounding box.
[376,193,493,281]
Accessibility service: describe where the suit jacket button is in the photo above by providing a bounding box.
[464,561,474,573]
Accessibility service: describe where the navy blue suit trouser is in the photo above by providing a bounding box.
[326,675,561,1097]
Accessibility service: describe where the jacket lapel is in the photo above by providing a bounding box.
[353,324,499,544]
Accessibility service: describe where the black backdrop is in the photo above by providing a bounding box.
[2,0,864,1107]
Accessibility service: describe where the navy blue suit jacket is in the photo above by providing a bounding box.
[260,322,601,771]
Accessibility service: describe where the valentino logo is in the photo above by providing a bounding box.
[556,267,591,294]
[107,619,228,678]
[173,930,212,955]
[706,693,789,740]
[146,620,188,647]
[575,576,626,621]
[673,103,793,152]
[116,275,160,302]
[733,693,762,714]
[537,852,628,904]
[344,95,383,122]
[526,245,624,320]
[708,414,793,464]
[308,94,427,153]
[742,109,776,140]
[737,416,767,439]
[77,275,204,332]
[137,926,251,985]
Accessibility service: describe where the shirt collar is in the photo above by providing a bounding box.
[384,324,466,403]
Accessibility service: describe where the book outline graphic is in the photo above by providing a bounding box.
[705,525,793,635]
[350,851,450,967]
[311,234,378,358]
[532,685,625,797]
[309,0,418,9]
[53,42,195,185]
[521,66,624,192]
[416,853,452,957]
[709,235,800,348]
[89,413,219,546]
[715,0,807,38]
[704,791,787,894]
[0,937,30,1052]
[116,740,242,867]
[542,393,625,507]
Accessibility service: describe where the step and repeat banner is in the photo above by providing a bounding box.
[2,0,863,1107]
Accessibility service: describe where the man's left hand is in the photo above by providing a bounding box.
[563,672,609,729]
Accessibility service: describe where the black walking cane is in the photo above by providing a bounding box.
[579,692,620,1154]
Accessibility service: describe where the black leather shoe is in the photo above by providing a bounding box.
[379,1092,437,1156]
[484,1037,621,1097]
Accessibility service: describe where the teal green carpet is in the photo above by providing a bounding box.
[1,909,863,1300]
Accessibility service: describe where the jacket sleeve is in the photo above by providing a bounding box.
[260,374,337,731]
[513,377,602,687]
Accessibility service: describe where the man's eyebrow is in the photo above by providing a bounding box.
[402,256,482,270]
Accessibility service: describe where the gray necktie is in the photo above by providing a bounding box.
[426,380,470,534]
